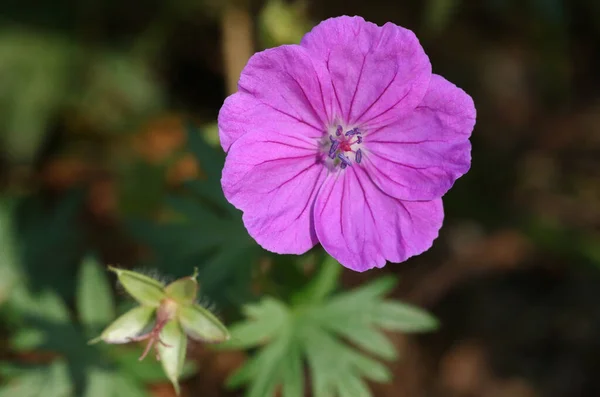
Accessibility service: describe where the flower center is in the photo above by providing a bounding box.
[327,125,363,169]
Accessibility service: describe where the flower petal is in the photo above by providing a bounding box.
[314,168,443,272]
[301,16,431,127]
[221,129,327,254]
[219,44,336,151]
[364,74,475,201]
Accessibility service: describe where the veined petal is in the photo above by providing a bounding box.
[314,168,443,272]
[218,44,336,152]
[221,129,326,254]
[301,16,431,127]
[219,91,323,152]
[365,74,475,201]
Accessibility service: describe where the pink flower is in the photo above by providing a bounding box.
[219,16,476,272]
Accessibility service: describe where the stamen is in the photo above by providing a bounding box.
[345,128,359,137]
[329,141,340,158]
[337,153,352,167]
[355,149,363,164]
[326,125,364,169]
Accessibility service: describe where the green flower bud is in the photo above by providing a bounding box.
[165,268,199,304]
[178,303,230,343]
[89,306,154,344]
[109,267,165,307]
[157,320,187,395]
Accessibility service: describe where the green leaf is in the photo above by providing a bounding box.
[9,287,70,323]
[370,302,439,332]
[77,256,115,331]
[222,258,438,397]
[281,341,303,397]
[178,303,230,343]
[84,369,113,397]
[323,322,398,361]
[0,360,73,397]
[109,267,165,307]
[242,330,294,397]
[91,305,155,344]
[157,320,187,395]
[219,298,289,350]
[0,368,46,397]
[10,328,47,351]
[0,30,73,164]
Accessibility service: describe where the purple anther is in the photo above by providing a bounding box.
[356,136,363,144]
[336,125,343,136]
[328,141,340,158]
[345,128,359,137]
[337,153,352,167]
[329,135,336,143]
[355,149,363,164]
[341,162,348,169]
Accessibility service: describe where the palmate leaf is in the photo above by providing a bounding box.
[220,258,439,397]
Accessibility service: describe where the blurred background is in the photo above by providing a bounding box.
[1,0,600,396]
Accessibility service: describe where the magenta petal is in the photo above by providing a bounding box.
[314,167,443,272]
[219,91,323,152]
[301,16,431,126]
[364,74,476,201]
[221,129,326,254]
[239,44,333,127]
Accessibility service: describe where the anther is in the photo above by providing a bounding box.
[336,125,343,136]
[356,136,363,144]
[345,128,359,137]
[355,149,363,164]
[337,153,352,167]
[329,141,340,158]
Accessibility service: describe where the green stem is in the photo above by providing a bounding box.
[292,255,342,306]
